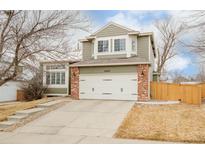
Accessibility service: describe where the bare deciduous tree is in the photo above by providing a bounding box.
[183,11,205,54]
[155,17,185,77]
[0,10,89,86]
[169,71,189,84]
[196,64,205,82]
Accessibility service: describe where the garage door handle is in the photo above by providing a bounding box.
[92,88,94,92]
[121,88,123,92]
[103,79,112,81]
[102,93,112,95]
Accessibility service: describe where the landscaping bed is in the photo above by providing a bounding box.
[114,103,205,143]
[0,97,59,122]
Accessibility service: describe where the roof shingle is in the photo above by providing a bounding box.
[70,57,151,67]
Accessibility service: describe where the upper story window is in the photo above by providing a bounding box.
[132,40,136,51]
[114,39,126,52]
[98,40,109,52]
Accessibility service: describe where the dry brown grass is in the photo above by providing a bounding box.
[114,103,205,143]
[0,97,58,122]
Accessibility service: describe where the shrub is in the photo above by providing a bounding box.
[21,72,47,101]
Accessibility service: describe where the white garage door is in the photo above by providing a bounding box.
[79,73,138,100]
[0,81,21,102]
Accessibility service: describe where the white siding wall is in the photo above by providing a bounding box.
[0,81,21,102]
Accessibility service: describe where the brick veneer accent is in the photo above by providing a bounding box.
[137,64,149,101]
[71,67,79,99]
[71,65,149,101]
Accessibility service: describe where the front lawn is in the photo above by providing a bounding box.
[0,97,58,122]
[114,103,205,143]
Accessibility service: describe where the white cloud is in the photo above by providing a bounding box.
[165,55,191,72]
[105,11,169,47]
[106,12,140,31]
[105,11,156,32]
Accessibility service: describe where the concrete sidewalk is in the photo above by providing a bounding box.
[0,99,172,144]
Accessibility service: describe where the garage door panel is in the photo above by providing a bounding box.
[79,73,138,101]
[82,85,134,94]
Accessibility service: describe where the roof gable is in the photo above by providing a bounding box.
[91,22,136,37]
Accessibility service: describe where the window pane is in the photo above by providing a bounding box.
[132,40,136,51]
[98,40,108,52]
[114,39,126,51]
[51,72,56,84]
[47,65,65,70]
[56,72,61,84]
[61,72,65,84]
[46,72,50,85]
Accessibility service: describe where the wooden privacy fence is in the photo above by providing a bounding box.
[201,83,205,98]
[151,82,205,105]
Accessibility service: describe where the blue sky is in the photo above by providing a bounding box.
[83,10,199,77]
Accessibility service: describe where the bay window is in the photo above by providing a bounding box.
[94,36,137,57]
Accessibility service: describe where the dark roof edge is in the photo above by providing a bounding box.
[70,62,151,67]
[40,60,80,64]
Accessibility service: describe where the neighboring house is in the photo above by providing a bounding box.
[70,22,156,101]
[41,60,78,96]
[0,80,23,102]
[0,62,25,102]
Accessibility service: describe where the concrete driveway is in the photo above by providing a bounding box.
[0,99,168,144]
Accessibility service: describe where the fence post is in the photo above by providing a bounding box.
[198,85,202,106]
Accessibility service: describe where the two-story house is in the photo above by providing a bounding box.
[70,22,156,101]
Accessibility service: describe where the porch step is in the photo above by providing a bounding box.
[7,114,28,122]
[0,120,16,129]
[37,100,64,108]
[15,108,44,116]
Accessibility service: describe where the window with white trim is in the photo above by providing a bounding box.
[56,72,61,84]
[61,72,65,84]
[46,64,65,70]
[98,40,109,52]
[46,72,66,85]
[114,39,126,52]
[51,72,56,84]
[132,40,136,51]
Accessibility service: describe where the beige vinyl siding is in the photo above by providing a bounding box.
[95,24,129,37]
[46,88,68,94]
[80,66,137,74]
[82,42,93,60]
[137,36,149,60]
